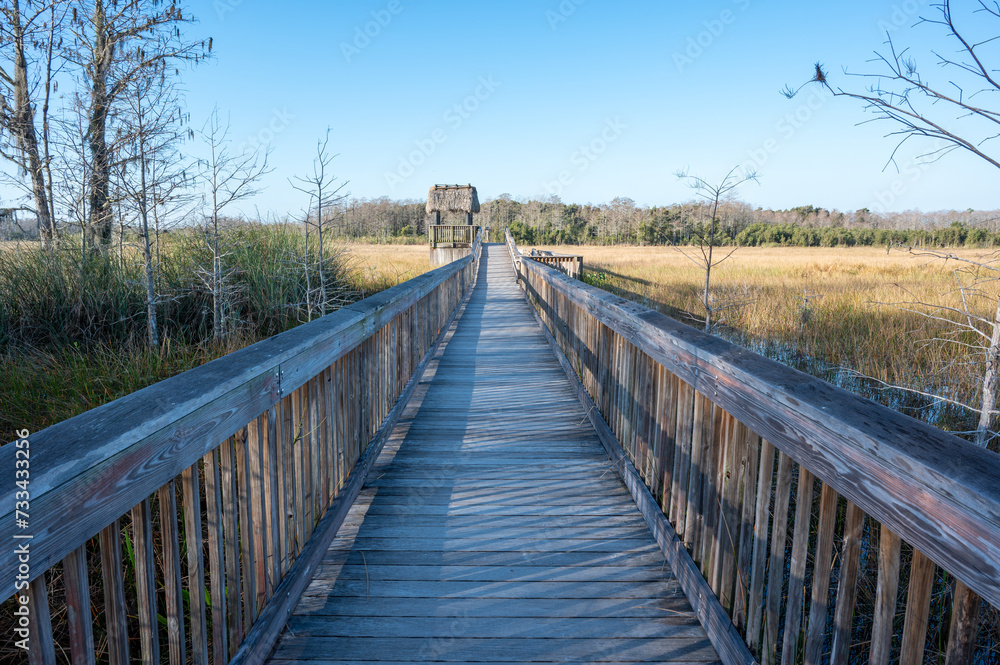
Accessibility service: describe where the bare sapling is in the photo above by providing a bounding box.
[197,108,270,340]
[117,68,190,347]
[290,128,349,319]
[675,166,758,333]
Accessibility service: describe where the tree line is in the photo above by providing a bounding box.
[272,195,1000,248]
[482,196,1000,248]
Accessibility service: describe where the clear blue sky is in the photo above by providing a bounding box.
[176,0,997,215]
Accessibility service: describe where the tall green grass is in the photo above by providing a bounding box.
[0,222,381,440]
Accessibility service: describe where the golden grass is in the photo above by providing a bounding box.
[343,242,431,295]
[533,245,1000,432]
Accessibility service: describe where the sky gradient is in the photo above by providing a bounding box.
[166,1,999,214]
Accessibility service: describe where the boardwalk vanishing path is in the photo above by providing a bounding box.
[266,244,722,664]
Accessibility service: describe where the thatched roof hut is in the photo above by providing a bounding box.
[426,184,480,215]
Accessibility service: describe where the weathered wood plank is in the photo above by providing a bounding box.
[157,481,186,665]
[869,524,901,665]
[899,549,935,665]
[61,546,94,665]
[780,467,815,665]
[295,595,696,619]
[830,501,864,665]
[803,482,838,665]
[26,575,55,665]
[746,439,775,653]
[284,615,705,639]
[314,563,678,582]
[130,499,160,665]
[99,521,129,665]
[302,578,681,599]
[271,636,720,663]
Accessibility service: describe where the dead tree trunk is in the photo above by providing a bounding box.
[1,0,56,245]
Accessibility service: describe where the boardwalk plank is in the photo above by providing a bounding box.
[271,637,720,662]
[284,615,705,639]
[265,245,719,665]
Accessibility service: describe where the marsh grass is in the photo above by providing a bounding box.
[0,228,430,441]
[549,244,998,438]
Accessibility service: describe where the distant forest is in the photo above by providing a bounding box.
[6,194,1000,249]
[319,195,1000,248]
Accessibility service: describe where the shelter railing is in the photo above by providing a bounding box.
[2,234,481,665]
[506,229,999,665]
[429,224,478,247]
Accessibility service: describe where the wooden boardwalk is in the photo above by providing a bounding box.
[266,245,721,664]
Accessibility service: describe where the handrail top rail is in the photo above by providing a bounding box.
[509,229,1000,610]
[0,240,480,602]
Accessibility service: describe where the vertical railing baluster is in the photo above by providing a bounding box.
[202,449,228,665]
[945,582,983,665]
[158,480,187,664]
[26,575,55,665]
[747,439,776,652]
[220,435,243,657]
[734,430,760,631]
[869,524,902,665]
[780,467,816,665]
[62,545,94,665]
[899,549,936,664]
[765,452,794,665]
[99,520,129,665]
[182,463,210,665]
[830,501,864,665]
[803,482,838,665]
[131,498,161,665]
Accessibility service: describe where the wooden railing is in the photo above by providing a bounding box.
[2,234,481,664]
[525,251,583,279]
[505,231,583,279]
[429,224,478,247]
[506,229,1000,665]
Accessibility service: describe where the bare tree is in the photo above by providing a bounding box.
[68,0,208,248]
[784,2,1000,174]
[197,108,269,340]
[0,0,67,246]
[117,66,190,346]
[290,128,349,318]
[674,166,758,333]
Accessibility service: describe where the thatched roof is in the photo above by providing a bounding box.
[427,184,480,214]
